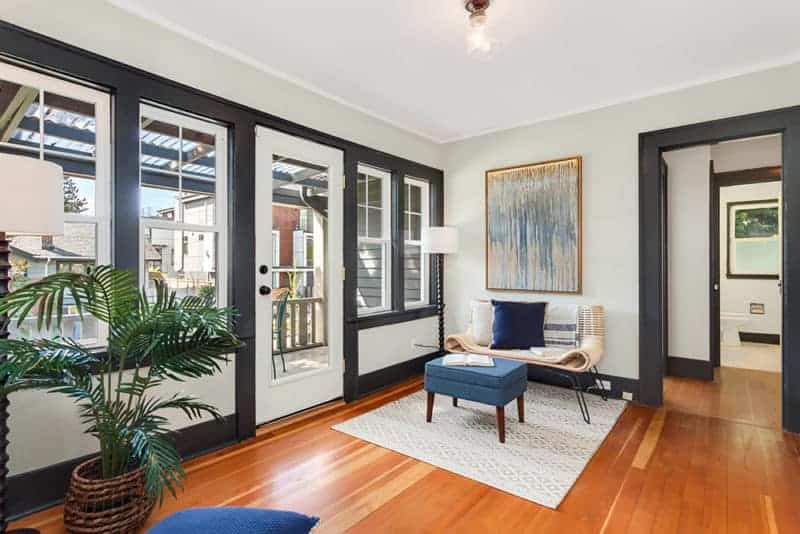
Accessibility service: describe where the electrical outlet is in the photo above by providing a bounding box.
[599,380,611,390]
[622,391,633,401]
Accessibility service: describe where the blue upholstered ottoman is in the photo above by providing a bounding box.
[147,507,319,534]
[424,356,528,443]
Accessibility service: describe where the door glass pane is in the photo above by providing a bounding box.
[271,154,329,379]
[144,227,217,303]
[8,222,100,345]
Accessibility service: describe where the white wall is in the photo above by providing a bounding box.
[1,1,444,476]
[358,317,439,375]
[442,60,800,379]
[713,135,782,336]
[712,135,782,173]
[664,146,711,361]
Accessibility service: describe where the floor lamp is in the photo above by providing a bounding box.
[421,227,459,352]
[0,154,64,534]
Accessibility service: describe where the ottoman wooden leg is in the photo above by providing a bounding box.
[452,397,458,407]
[426,391,435,422]
[517,394,525,423]
[496,406,506,443]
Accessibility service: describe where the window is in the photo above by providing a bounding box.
[357,164,391,314]
[1,62,111,347]
[404,177,430,306]
[139,104,227,305]
[727,200,780,277]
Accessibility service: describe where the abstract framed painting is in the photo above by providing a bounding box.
[485,156,582,293]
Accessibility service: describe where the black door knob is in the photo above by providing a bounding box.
[259,285,271,296]
[259,265,269,274]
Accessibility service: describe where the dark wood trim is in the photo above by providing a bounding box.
[725,199,780,279]
[710,161,721,367]
[357,351,443,398]
[666,356,714,381]
[714,165,782,186]
[739,332,781,345]
[355,305,438,330]
[7,414,237,520]
[639,106,800,433]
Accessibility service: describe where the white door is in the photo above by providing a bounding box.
[255,126,344,423]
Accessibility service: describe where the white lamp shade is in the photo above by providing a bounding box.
[0,154,64,235]
[422,226,459,254]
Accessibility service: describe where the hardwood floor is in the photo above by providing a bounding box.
[12,376,800,533]
[664,366,782,429]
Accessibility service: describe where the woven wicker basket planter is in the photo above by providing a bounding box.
[63,457,154,534]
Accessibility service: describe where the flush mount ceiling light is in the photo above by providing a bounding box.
[465,0,493,55]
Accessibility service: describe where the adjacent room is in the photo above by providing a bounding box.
[0,1,799,533]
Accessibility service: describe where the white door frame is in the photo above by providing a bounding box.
[255,126,344,424]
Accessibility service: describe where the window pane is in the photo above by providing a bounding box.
[0,79,40,159]
[8,222,99,344]
[357,206,366,237]
[140,116,181,220]
[733,239,779,275]
[367,176,382,207]
[404,243,422,303]
[367,208,383,238]
[357,174,366,205]
[181,126,216,226]
[409,184,421,213]
[43,92,97,216]
[145,228,218,303]
[734,207,778,238]
[408,213,421,241]
[357,241,385,310]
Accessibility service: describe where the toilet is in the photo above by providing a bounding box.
[720,312,748,346]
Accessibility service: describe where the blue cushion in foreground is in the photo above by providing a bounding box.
[147,507,319,534]
[490,300,546,350]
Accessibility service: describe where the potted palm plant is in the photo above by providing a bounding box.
[0,266,242,533]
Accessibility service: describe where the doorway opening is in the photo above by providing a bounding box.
[661,134,783,429]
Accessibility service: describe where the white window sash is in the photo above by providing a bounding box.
[357,164,392,315]
[139,104,228,307]
[404,177,430,308]
[0,62,112,349]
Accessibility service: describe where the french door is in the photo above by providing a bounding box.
[255,126,344,423]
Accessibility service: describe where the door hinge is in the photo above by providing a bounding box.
[341,266,346,281]
[342,175,347,190]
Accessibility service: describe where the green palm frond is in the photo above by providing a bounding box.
[0,265,241,506]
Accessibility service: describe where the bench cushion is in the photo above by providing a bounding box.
[425,357,527,407]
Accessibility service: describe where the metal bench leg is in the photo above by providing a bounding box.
[588,366,609,401]
[566,373,591,424]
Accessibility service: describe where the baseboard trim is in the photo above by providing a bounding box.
[667,356,714,381]
[739,332,780,345]
[357,351,443,399]
[525,366,640,401]
[7,414,237,520]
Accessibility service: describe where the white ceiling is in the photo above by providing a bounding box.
[106,0,800,143]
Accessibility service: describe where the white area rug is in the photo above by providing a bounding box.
[333,382,626,508]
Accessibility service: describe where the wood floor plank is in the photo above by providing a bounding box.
[10,369,799,534]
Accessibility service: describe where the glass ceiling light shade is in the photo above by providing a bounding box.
[0,154,64,235]
[465,0,493,55]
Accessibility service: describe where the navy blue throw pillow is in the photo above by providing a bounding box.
[490,300,547,350]
[147,507,319,534]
